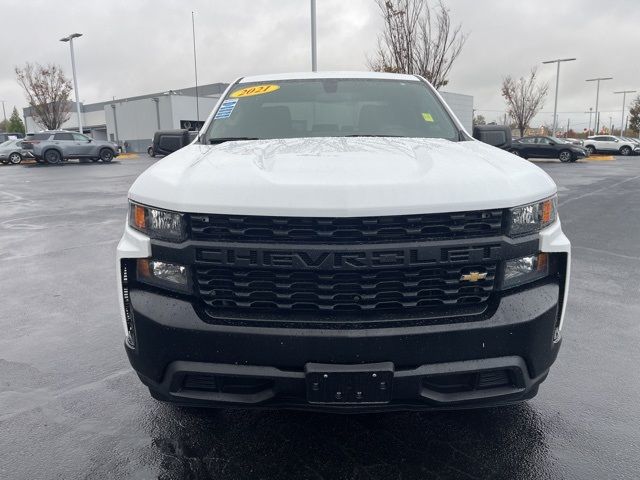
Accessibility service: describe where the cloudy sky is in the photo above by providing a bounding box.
[1,0,639,132]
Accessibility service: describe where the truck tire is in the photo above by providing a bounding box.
[100,148,114,163]
[558,150,572,163]
[44,149,62,165]
[147,147,155,158]
[620,146,631,156]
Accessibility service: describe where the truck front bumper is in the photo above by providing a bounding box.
[125,280,561,411]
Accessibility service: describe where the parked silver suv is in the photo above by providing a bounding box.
[22,130,120,164]
[583,135,640,156]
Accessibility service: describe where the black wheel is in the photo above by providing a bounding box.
[147,147,155,158]
[586,145,596,155]
[9,153,23,164]
[620,146,631,156]
[558,150,572,163]
[99,148,114,163]
[44,149,62,164]
[509,149,520,156]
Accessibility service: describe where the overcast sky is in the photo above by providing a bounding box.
[1,0,639,132]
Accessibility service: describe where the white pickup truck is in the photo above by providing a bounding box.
[117,71,571,411]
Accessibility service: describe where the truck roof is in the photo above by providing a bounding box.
[239,71,420,83]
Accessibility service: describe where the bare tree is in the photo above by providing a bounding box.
[15,62,72,130]
[501,68,549,138]
[369,0,467,89]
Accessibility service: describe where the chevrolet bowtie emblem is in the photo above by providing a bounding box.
[460,271,488,282]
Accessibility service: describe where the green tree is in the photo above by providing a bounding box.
[473,114,486,126]
[628,95,640,135]
[7,107,25,134]
[0,119,8,131]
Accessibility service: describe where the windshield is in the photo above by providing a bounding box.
[205,78,460,143]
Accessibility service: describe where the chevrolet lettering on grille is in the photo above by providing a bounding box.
[196,245,501,269]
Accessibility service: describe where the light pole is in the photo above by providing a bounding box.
[151,98,161,130]
[542,57,576,136]
[586,76,613,135]
[586,108,593,136]
[613,90,636,137]
[0,100,6,124]
[110,104,119,146]
[191,12,200,123]
[60,33,83,134]
[310,0,317,71]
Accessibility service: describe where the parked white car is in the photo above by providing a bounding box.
[583,135,640,156]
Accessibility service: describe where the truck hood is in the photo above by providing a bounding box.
[129,137,557,216]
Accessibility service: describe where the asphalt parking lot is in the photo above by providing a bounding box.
[1,155,639,480]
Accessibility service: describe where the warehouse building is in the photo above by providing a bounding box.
[23,84,472,153]
[23,83,227,152]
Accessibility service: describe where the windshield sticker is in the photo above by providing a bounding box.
[230,84,280,98]
[214,99,238,119]
[422,112,434,122]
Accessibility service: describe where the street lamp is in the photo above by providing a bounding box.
[542,57,576,136]
[60,33,83,134]
[151,98,161,130]
[585,108,593,136]
[0,100,6,124]
[310,0,317,71]
[586,76,613,134]
[613,90,636,137]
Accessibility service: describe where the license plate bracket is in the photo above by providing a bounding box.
[305,362,394,404]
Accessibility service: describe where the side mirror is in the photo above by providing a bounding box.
[548,142,555,146]
[472,125,512,150]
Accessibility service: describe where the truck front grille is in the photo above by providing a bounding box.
[189,210,504,244]
[196,263,496,315]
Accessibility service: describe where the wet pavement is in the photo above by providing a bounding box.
[1,156,639,479]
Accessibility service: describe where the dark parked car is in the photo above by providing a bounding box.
[147,129,197,157]
[509,136,587,163]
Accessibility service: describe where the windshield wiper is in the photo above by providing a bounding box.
[209,137,260,145]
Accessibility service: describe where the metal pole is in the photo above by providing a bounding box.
[621,92,625,136]
[614,90,636,138]
[552,62,560,134]
[192,12,200,123]
[542,58,576,137]
[595,80,601,134]
[1,100,6,124]
[310,0,317,72]
[566,118,570,137]
[152,98,161,129]
[111,104,119,145]
[587,77,612,135]
[68,37,83,133]
[587,108,592,136]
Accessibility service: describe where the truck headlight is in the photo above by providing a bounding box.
[137,258,191,293]
[129,201,186,242]
[507,196,557,237]
[502,253,548,289]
